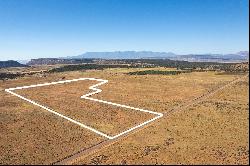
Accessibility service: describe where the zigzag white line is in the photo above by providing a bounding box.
[5,78,163,140]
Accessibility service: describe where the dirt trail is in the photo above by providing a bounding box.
[164,74,249,115]
[53,74,249,165]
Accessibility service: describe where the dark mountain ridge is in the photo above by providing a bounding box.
[0,60,29,68]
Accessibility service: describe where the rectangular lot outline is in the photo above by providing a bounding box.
[5,78,163,140]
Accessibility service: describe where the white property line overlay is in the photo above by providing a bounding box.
[5,78,163,140]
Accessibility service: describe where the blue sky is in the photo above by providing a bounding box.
[0,0,249,60]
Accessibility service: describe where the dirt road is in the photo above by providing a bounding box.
[53,74,249,165]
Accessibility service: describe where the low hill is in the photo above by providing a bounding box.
[0,60,28,68]
[27,58,94,65]
[169,52,249,63]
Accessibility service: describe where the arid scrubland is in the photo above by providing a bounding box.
[74,74,249,165]
[0,67,248,164]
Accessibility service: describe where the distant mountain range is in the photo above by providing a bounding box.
[3,51,248,67]
[0,60,28,68]
[65,51,249,63]
[65,51,176,59]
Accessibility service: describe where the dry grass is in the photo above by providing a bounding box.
[0,66,248,164]
[0,92,104,164]
[74,76,249,165]
[14,80,155,136]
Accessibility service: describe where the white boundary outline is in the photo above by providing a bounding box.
[5,78,163,140]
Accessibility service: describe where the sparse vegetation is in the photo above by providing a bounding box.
[74,75,249,165]
[48,60,249,73]
[0,65,248,165]
[127,70,192,75]
[0,73,24,80]
[48,64,144,73]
